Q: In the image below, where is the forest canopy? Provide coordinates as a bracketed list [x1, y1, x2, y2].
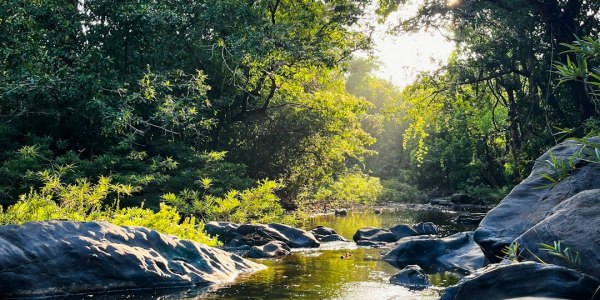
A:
[1, 0, 599, 239]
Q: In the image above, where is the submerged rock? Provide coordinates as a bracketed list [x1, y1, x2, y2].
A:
[0, 221, 264, 298]
[205, 222, 320, 248]
[440, 262, 600, 300]
[383, 232, 486, 273]
[353, 227, 397, 243]
[246, 241, 291, 258]
[474, 137, 600, 262]
[515, 189, 600, 279]
[389, 265, 429, 290]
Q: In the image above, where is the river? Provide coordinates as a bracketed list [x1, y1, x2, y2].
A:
[95, 207, 471, 300]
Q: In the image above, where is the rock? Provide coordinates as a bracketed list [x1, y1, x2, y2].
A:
[413, 222, 438, 235]
[246, 241, 291, 258]
[440, 262, 600, 300]
[320, 234, 349, 242]
[311, 226, 338, 236]
[352, 227, 397, 243]
[311, 226, 349, 242]
[334, 209, 348, 216]
[205, 222, 319, 249]
[205, 221, 244, 242]
[383, 232, 486, 273]
[515, 189, 600, 279]
[0, 221, 264, 298]
[389, 265, 429, 290]
[450, 193, 473, 204]
[389, 224, 418, 240]
[474, 138, 600, 262]
[374, 208, 383, 214]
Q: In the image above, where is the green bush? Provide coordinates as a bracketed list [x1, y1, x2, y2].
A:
[0, 173, 218, 246]
[377, 178, 427, 203]
[162, 179, 300, 224]
[314, 172, 383, 206]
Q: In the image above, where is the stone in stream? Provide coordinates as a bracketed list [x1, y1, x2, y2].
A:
[311, 226, 350, 243]
[205, 221, 320, 248]
[246, 241, 291, 258]
[515, 189, 600, 279]
[413, 222, 438, 235]
[389, 265, 429, 290]
[440, 262, 600, 300]
[474, 137, 600, 262]
[0, 221, 264, 298]
[352, 227, 397, 243]
[383, 231, 486, 273]
[389, 224, 418, 240]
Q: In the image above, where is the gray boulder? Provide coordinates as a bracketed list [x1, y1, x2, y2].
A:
[389, 265, 429, 290]
[389, 224, 418, 240]
[440, 262, 600, 300]
[246, 241, 291, 258]
[353, 227, 397, 243]
[205, 222, 319, 248]
[413, 222, 438, 235]
[384, 232, 486, 273]
[516, 189, 600, 279]
[0, 221, 264, 298]
[474, 138, 600, 262]
[311, 226, 350, 242]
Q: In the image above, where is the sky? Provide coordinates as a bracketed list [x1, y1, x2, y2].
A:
[366, 4, 456, 89]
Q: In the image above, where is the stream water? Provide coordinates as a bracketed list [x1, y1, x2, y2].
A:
[96, 207, 469, 300]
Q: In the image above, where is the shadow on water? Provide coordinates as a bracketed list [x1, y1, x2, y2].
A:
[71, 208, 465, 299]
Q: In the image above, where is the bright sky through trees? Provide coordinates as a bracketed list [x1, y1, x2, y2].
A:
[369, 2, 455, 88]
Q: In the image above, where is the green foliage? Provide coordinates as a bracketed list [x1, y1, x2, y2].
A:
[501, 241, 524, 262]
[314, 172, 382, 206]
[163, 179, 298, 224]
[538, 150, 579, 188]
[377, 179, 426, 203]
[0, 174, 218, 246]
[539, 241, 582, 269]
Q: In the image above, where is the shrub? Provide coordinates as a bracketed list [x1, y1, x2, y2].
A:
[377, 178, 426, 203]
[0, 173, 218, 246]
[315, 172, 383, 206]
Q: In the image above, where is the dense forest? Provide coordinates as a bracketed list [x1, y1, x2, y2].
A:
[0, 0, 599, 243]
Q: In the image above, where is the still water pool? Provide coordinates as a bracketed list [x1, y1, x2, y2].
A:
[86, 208, 467, 300]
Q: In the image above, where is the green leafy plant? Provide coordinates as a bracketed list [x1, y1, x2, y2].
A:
[539, 241, 581, 269]
[501, 241, 524, 262]
[538, 150, 579, 188]
[0, 173, 218, 246]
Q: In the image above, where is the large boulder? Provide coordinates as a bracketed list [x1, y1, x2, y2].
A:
[440, 262, 600, 300]
[389, 265, 429, 290]
[474, 138, 600, 262]
[0, 221, 264, 298]
[383, 232, 486, 273]
[246, 241, 291, 258]
[353, 227, 397, 243]
[515, 189, 600, 279]
[205, 222, 320, 248]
